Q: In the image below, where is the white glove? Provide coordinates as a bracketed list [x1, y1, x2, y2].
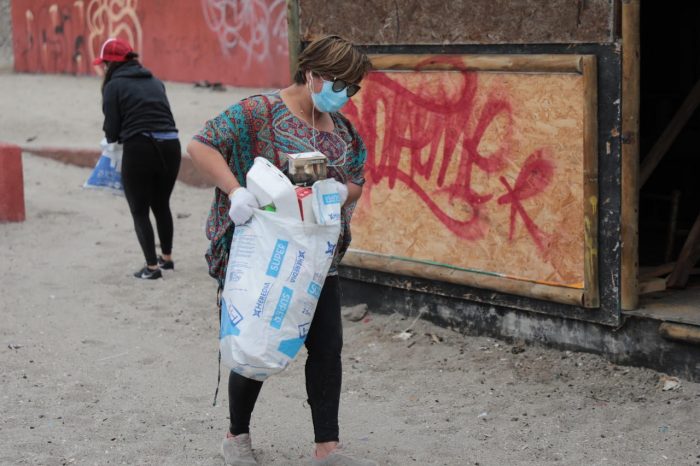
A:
[228, 187, 259, 226]
[333, 180, 349, 206]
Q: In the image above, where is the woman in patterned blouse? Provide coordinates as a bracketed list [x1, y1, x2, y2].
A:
[187, 35, 375, 466]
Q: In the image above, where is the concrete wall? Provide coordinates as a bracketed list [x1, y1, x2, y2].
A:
[10, 0, 289, 87]
[0, 0, 13, 68]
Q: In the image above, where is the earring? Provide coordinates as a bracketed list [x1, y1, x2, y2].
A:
[307, 74, 315, 96]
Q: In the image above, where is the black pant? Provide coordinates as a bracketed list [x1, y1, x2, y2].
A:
[121, 135, 181, 266]
[228, 275, 343, 443]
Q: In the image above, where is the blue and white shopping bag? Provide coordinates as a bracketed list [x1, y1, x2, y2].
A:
[220, 190, 342, 381]
[84, 139, 123, 194]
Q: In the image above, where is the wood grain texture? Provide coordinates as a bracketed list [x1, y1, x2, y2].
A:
[370, 54, 583, 73]
[582, 56, 599, 308]
[621, 0, 640, 310]
[342, 55, 598, 298]
[297, 0, 615, 45]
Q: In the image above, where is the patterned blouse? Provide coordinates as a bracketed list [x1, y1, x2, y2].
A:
[193, 92, 367, 287]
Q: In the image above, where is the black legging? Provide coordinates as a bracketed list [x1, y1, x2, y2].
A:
[121, 135, 181, 266]
[228, 275, 343, 443]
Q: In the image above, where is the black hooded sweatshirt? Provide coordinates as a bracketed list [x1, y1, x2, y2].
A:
[102, 60, 178, 143]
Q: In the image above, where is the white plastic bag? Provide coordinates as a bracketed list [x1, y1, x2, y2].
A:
[220, 208, 341, 381]
[83, 138, 123, 194]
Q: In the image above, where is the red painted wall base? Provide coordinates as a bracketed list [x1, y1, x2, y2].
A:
[0, 143, 26, 222]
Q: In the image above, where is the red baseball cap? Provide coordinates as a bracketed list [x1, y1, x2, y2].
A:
[93, 38, 133, 65]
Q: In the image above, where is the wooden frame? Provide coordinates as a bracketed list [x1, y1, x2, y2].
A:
[343, 54, 600, 307]
[582, 55, 600, 308]
[621, 0, 641, 310]
[286, 0, 301, 81]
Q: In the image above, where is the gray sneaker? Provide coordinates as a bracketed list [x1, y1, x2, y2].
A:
[311, 444, 378, 466]
[221, 433, 258, 465]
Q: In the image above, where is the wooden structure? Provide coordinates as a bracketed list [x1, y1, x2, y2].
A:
[287, 0, 648, 326]
[342, 55, 598, 307]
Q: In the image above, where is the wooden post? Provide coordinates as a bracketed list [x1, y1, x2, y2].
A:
[286, 0, 301, 82]
[582, 55, 600, 308]
[621, 0, 641, 310]
[659, 322, 700, 345]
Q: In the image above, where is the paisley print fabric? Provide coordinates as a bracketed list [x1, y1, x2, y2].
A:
[193, 92, 366, 286]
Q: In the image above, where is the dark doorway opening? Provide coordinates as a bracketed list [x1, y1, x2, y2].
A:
[637, 2, 700, 323]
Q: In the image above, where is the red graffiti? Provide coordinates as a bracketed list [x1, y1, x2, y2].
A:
[497, 149, 554, 253]
[344, 59, 554, 250]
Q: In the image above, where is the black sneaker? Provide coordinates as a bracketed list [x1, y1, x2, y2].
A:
[157, 256, 174, 270]
[134, 266, 162, 279]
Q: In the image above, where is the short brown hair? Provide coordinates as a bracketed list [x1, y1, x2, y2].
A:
[293, 35, 372, 85]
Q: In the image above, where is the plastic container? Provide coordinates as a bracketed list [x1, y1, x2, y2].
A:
[285, 151, 327, 186]
[246, 157, 301, 221]
[295, 186, 315, 224]
[311, 178, 341, 225]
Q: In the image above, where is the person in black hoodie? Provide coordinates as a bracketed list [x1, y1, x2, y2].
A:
[95, 38, 181, 279]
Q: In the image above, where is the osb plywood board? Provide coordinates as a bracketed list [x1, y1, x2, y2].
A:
[298, 0, 615, 45]
[343, 68, 586, 287]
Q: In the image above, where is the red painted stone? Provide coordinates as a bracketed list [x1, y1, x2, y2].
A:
[0, 143, 26, 222]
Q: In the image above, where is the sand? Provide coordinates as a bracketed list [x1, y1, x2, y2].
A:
[1, 154, 699, 465]
[0, 70, 265, 153]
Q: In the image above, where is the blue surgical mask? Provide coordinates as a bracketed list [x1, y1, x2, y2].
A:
[311, 78, 349, 113]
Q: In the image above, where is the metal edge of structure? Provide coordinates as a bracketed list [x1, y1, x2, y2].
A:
[339, 265, 617, 326]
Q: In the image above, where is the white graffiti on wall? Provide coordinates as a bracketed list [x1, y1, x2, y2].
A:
[86, 0, 143, 65]
[22, 2, 89, 73]
[19, 1, 142, 74]
[201, 0, 287, 67]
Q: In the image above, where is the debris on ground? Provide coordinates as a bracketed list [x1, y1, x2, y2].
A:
[393, 330, 414, 341]
[659, 375, 681, 391]
[342, 303, 368, 322]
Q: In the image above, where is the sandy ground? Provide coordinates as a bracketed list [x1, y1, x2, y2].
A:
[1, 69, 700, 465]
[0, 69, 267, 152]
[1, 154, 700, 465]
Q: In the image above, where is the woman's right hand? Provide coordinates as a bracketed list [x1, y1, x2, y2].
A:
[228, 187, 259, 226]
